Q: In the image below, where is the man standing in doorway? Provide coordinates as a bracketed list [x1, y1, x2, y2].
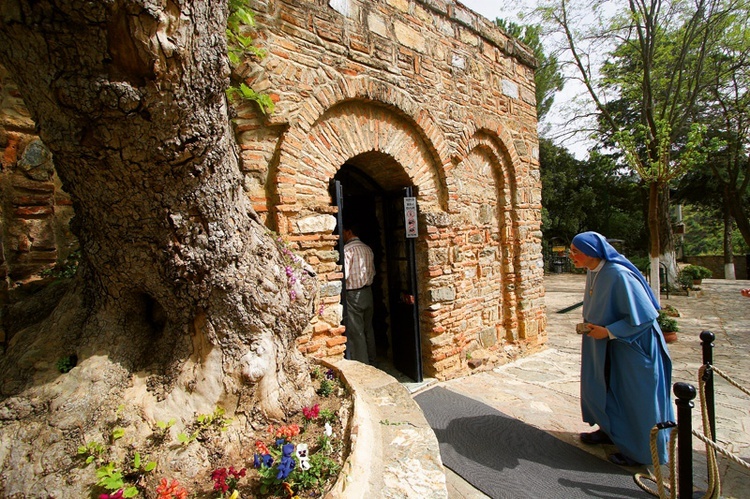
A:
[343, 223, 376, 365]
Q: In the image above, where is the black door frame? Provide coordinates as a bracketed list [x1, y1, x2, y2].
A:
[330, 168, 423, 382]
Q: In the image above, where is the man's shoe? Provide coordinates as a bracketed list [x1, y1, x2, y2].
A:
[580, 430, 613, 445]
[608, 452, 642, 467]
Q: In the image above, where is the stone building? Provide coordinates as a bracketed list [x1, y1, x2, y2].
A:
[0, 0, 547, 380]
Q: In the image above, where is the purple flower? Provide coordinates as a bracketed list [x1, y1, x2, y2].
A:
[253, 453, 273, 468]
[276, 443, 296, 480]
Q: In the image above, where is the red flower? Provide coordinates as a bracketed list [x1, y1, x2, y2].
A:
[255, 440, 270, 455]
[156, 478, 188, 499]
[302, 404, 320, 420]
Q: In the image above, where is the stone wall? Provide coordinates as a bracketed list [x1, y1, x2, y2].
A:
[0, 66, 76, 298]
[0, 0, 547, 380]
[236, 0, 546, 379]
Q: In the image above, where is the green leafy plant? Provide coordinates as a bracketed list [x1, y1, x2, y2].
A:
[96, 462, 138, 498]
[316, 379, 334, 397]
[56, 353, 78, 373]
[77, 441, 106, 465]
[681, 265, 712, 281]
[41, 249, 80, 280]
[657, 312, 679, 333]
[225, 0, 275, 115]
[293, 452, 341, 494]
[178, 407, 232, 444]
[318, 408, 336, 424]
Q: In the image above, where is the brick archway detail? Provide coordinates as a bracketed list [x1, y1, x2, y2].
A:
[454, 128, 524, 339]
[275, 79, 450, 212]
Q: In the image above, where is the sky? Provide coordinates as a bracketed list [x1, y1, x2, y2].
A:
[457, 0, 597, 159]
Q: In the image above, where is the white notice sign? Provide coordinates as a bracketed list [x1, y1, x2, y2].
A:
[404, 197, 418, 238]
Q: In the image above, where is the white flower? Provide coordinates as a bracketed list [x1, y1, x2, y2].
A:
[324, 422, 333, 437]
[296, 443, 311, 470]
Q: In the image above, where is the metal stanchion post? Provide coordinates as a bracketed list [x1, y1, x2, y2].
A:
[674, 382, 699, 499]
[700, 330, 716, 442]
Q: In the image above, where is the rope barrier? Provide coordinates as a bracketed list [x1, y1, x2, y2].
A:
[632, 361, 749, 498]
[709, 365, 750, 397]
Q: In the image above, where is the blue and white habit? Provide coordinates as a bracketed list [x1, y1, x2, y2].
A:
[573, 232, 675, 465]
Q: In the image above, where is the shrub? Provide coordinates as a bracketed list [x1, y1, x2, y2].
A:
[681, 265, 712, 281]
[657, 312, 679, 333]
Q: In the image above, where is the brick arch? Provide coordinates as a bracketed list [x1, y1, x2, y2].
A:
[462, 129, 525, 341]
[273, 97, 449, 214]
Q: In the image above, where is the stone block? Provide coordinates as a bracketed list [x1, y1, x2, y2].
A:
[478, 327, 497, 348]
[319, 280, 343, 297]
[501, 79, 519, 99]
[429, 286, 456, 303]
[367, 12, 389, 38]
[394, 21, 426, 53]
[295, 214, 337, 234]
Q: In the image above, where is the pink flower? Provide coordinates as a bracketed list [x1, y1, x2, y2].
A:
[302, 404, 320, 420]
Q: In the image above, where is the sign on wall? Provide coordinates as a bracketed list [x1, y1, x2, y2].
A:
[404, 196, 418, 238]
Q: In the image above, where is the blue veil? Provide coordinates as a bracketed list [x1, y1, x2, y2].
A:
[571, 231, 660, 310]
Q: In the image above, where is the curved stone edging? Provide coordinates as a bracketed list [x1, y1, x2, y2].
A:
[321, 359, 448, 498]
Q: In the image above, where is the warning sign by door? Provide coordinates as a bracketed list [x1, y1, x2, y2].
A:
[404, 196, 418, 238]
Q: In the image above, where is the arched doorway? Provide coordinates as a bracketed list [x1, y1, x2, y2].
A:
[331, 155, 423, 382]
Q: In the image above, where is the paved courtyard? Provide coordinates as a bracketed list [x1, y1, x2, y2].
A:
[438, 274, 750, 498]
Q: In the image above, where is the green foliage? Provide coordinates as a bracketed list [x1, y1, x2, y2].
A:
[316, 379, 334, 397]
[55, 353, 78, 373]
[77, 441, 106, 465]
[293, 452, 341, 493]
[681, 265, 712, 280]
[96, 462, 139, 497]
[225, 0, 275, 115]
[226, 83, 275, 115]
[657, 312, 679, 333]
[77, 409, 160, 497]
[111, 427, 125, 442]
[318, 408, 336, 424]
[678, 203, 750, 256]
[539, 138, 646, 250]
[178, 407, 231, 444]
[40, 249, 80, 280]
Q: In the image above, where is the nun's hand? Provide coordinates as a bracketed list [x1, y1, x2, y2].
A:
[585, 324, 610, 340]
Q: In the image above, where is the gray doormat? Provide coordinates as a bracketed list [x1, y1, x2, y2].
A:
[414, 386, 649, 498]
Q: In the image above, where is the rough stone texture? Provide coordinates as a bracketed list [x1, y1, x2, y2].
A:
[0, 0, 545, 380]
[325, 358, 448, 498]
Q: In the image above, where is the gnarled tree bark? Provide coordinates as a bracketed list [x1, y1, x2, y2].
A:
[0, 1, 317, 495]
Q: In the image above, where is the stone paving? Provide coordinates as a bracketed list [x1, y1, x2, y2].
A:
[436, 274, 750, 499]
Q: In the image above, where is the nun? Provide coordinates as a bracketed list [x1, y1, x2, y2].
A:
[569, 231, 674, 466]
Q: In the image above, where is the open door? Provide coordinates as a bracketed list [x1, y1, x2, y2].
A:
[384, 187, 423, 382]
[330, 179, 351, 360]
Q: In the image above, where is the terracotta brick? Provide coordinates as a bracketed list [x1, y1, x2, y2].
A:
[325, 336, 347, 347]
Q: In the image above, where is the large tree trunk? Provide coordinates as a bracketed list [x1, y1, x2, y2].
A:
[0, 1, 317, 496]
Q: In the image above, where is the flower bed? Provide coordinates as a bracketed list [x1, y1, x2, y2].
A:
[91, 363, 352, 499]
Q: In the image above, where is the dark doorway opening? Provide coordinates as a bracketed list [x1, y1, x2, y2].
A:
[331, 162, 423, 382]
